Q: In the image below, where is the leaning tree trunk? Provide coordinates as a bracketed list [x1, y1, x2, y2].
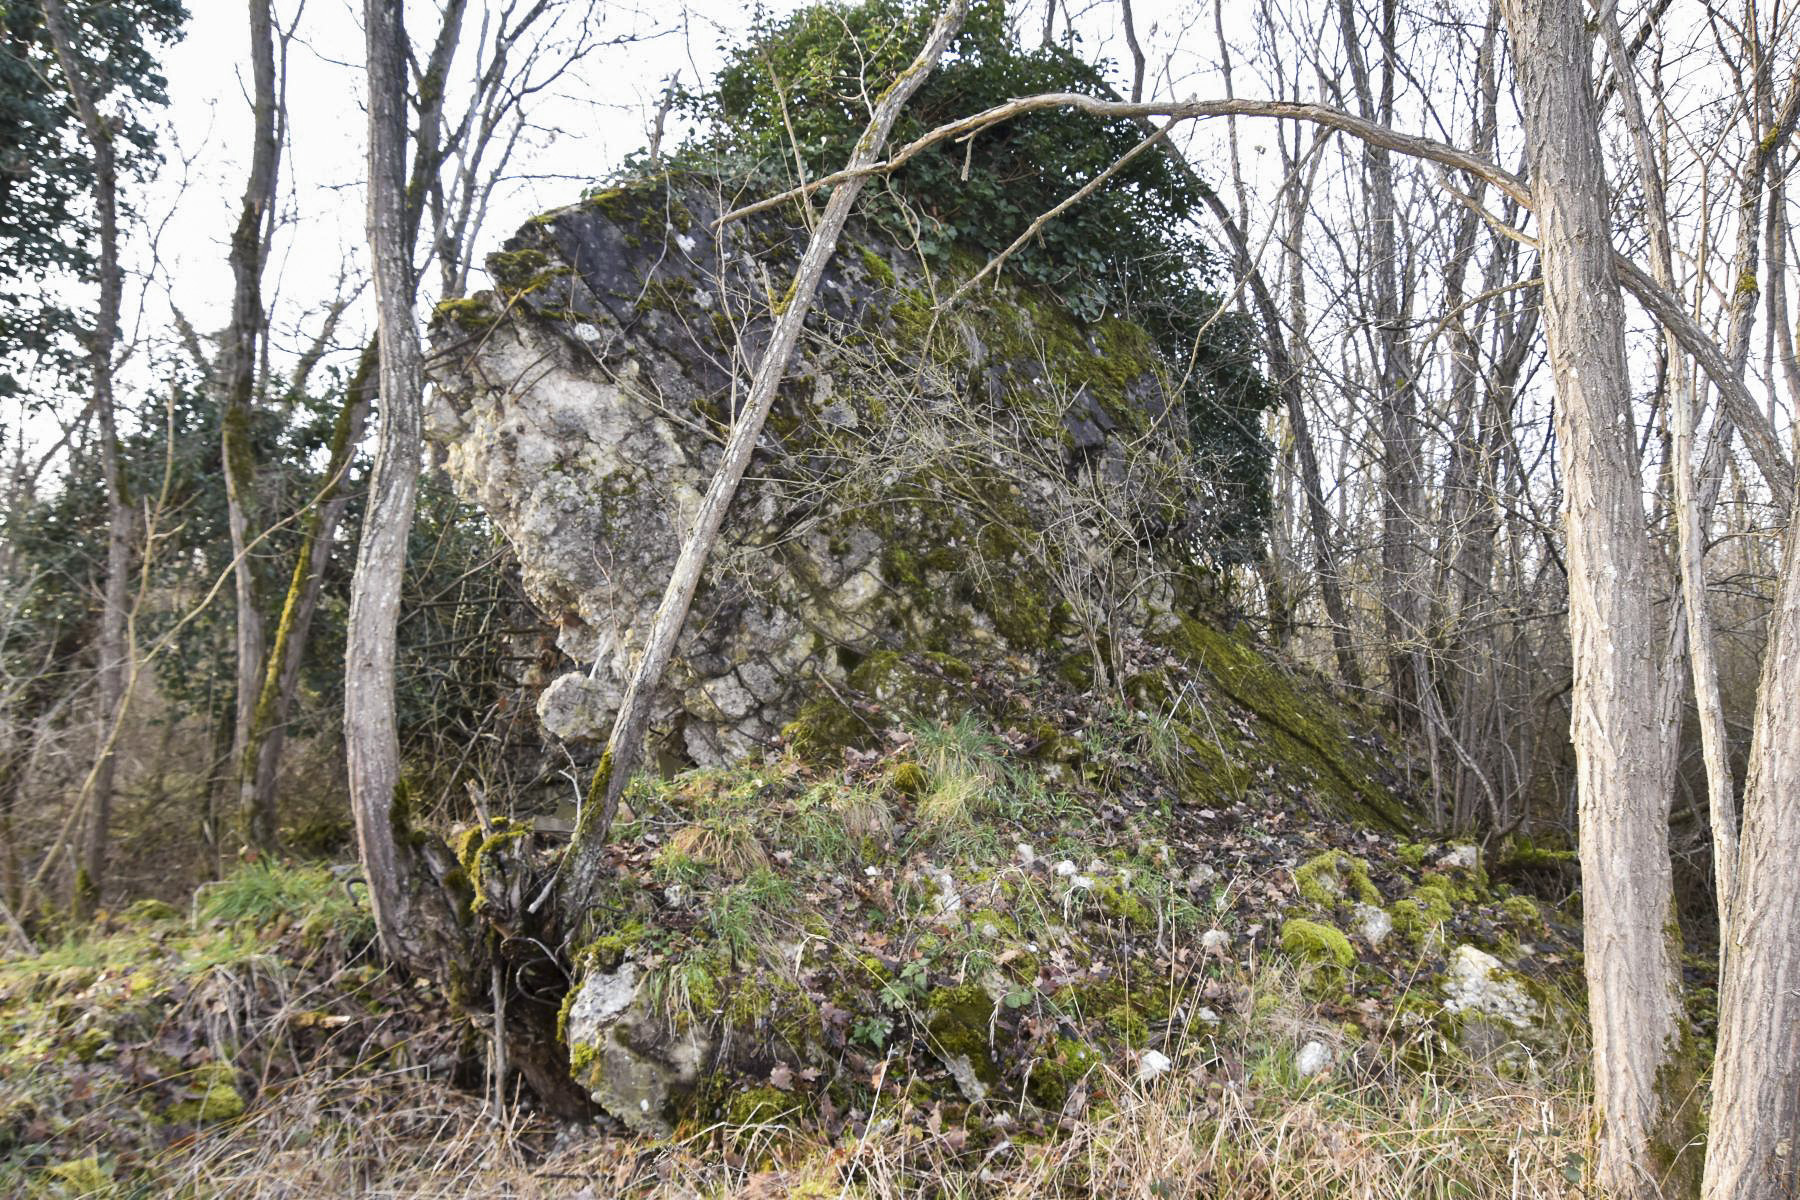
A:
[558, 0, 973, 926]
[1498, 1, 1697, 1195]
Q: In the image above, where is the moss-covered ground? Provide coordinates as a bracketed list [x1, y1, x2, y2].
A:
[0, 672, 1591, 1197]
[0, 863, 462, 1196]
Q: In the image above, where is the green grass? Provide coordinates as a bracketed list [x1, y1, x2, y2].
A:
[195, 861, 375, 945]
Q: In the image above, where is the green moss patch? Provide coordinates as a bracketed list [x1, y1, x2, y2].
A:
[1280, 918, 1355, 978]
[0, 863, 422, 1194]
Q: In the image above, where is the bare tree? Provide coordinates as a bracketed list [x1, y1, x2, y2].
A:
[347, 0, 465, 969]
[244, 0, 602, 853]
[1333, 0, 1423, 727]
[1499, 0, 1694, 1191]
[40, 0, 134, 917]
[223, 0, 283, 851]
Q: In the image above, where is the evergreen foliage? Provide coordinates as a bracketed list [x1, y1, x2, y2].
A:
[679, 0, 1275, 562]
[0, 0, 186, 396]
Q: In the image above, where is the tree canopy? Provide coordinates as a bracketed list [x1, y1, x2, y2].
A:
[0, 0, 184, 397]
[684, 0, 1276, 563]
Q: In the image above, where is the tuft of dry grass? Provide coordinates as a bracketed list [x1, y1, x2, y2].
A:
[666, 820, 772, 877]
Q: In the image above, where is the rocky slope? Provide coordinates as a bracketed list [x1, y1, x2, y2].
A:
[420, 173, 1581, 1138]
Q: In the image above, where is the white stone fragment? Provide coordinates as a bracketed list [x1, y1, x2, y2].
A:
[935, 871, 962, 916]
[1355, 903, 1393, 947]
[1295, 1040, 1332, 1078]
[1137, 1049, 1174, 1083]
[1196, 1007, 1222, 1026]
[1016, 843, 1035, 865]
[943, 1053, 988, 1102]
[1437, 844, 1480, 870]
[1441, 944, 1537, 1029]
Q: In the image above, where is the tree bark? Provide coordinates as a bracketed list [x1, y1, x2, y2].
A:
[1703, 494, 1800, 1197]
[1598, 4, 1738, 922]
[41, 0, 133, 918]
[559, 0, 972, 925]
[348, 0, 458, 970]
[227, 0, 281, 851]
[243, 0, 471, 840]
[1497, 1, 1695, 1194]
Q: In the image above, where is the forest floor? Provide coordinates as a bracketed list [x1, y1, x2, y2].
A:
[4, 640, 1616, 1197]
[1, 839, 1597, 1197]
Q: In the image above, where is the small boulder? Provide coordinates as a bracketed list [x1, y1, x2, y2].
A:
[1295, 1040, 1332, 1078]
[1441, 944, 1537, 1031]
[564, 963, 712, 1135]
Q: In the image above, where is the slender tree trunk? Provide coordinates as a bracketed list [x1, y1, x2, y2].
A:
[246, 355, 371, 824]
[1669, 369, 1737, 915]
[1274, 177, 1362, 689]
[1429, 11, 1504, 829]
[244, 0, 474, 838]
[560, 0, 972, 924]
[227, 0, 282, 851]
[1699, 52, 1800, 1200]
[42, 0, 132, 918]
[1599, 5, 1739, 919]
[1156, 68, 1360, 686]
[348, 0, 445, 968]
[1337, 0, 1420, 723]
[243, 0, 469, 833]
[1498, 2, 1696, 1194]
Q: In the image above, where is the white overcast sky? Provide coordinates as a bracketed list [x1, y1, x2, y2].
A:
[137, 0, 1208, 393]
[80, 0, 1774, 491]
